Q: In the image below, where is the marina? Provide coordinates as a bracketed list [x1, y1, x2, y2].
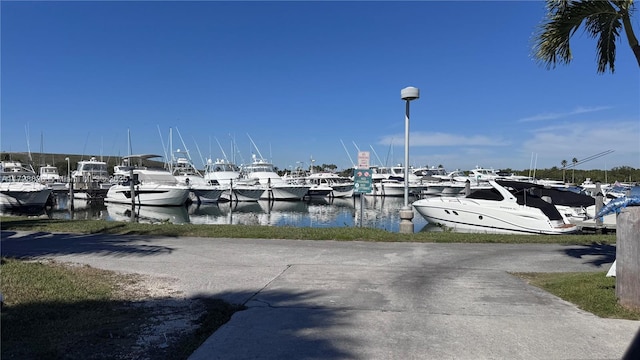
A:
[2, 154, 639, 234]
[16, 193, 432, 233]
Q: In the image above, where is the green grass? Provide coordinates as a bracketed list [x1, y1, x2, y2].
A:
[1, 258, 146, 359]
[0, 216, 617, 244]
[515, 272, 640, 320]
[0, 258, 241, 360]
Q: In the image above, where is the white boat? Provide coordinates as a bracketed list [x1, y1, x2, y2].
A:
[0, 161, 53, 209]
[496, 180, 596, 224]
[413, 165, 448, 179]
[71, 157, 110, 186]
[38, 164, 67, 190]
[203, 158, 265, 202]
[304, 172, 354, 198]
[169, 151, 224, 204]
[105, 154, 190, 206]
[369, 165, 427, 197]
[71, 157, 112, 199]
[241, 155, 310, 201]
[413, 180, 579, 235]
[451, 166, 501, 184]
[580, 178, 612, 197]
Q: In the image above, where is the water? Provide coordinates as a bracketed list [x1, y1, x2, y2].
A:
[9, 193, 432, 233]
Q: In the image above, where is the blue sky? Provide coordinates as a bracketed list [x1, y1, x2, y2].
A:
[2, 1, 639, 173]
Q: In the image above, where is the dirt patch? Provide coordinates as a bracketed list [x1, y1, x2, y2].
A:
[98, 274, 213, 360]
[1, 260, 241, 360]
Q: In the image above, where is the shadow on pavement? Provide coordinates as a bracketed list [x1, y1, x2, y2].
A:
[562, 243, 616, 267]
[1, 286, 352, 360]
[190, 289, 355, 360]
[1, 230, 174, 258]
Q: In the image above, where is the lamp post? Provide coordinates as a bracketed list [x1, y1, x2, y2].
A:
[399, 86, 420, 234]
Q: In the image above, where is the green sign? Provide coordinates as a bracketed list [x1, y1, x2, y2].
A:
[353, 168, 373, 194]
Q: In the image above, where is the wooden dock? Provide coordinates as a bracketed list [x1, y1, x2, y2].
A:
[575, 219, 616, 234]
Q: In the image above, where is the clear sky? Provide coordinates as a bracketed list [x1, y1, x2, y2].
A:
[2, 1, 639, 173]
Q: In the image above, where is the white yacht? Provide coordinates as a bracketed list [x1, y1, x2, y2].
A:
[105, 154, 190, 206]
[38, 164, 67, 191]
[0, 161, 53, 209]
[169, 151, 224, 204]
[452, 166, 501, 184]
[580, 178, 612, 197]
[71, 157, 112, 199]
[369, 165, 427, 197]
[241, 155, 310, 201]
[203, 158, 265, 202]
[413, 180, 579, 235]
[304, 172, 354, 198]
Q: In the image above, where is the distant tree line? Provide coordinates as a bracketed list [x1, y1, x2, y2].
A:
[501, 166, 640, 185]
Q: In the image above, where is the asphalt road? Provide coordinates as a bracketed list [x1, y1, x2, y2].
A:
[1, 230, 638, 359]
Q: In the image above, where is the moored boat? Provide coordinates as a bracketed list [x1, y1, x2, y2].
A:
[304, 172, 355, 198]
[1, 161, 53, 210]
[203, 158, 265, 202]
[169, 151, 224, 204]
[39, 164, 67, 191]
[413, 180, 579, 235]
[105, 154, 190, 206]
[241, 155, 310, 201]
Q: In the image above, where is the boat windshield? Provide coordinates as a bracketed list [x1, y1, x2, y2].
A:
[78, 163, 107, 172]
[137, 171, 178, 185]
[209, 163, 239, 172]
[246, 164, 274, 173]
[466, 188, 504, 201]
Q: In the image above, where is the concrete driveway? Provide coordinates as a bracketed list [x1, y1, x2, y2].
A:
[1, 230, 637, 359]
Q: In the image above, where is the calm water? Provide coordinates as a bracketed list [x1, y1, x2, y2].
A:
[18, 193, 432, 233]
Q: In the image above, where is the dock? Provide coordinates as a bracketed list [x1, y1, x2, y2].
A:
[576, 219, 616, 234]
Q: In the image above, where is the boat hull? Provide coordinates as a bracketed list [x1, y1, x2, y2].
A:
[306, 184, 333, 198]
[260, 185, 310, 201]
[105, 184, 190, 206]
[329, 184, 354, 198]
[189, 187, 224, 204]
[413, 197, 578, 235]
[0, 183, 52, 209]
[219, 186, 265, 202]
[371, 182, 427, 197]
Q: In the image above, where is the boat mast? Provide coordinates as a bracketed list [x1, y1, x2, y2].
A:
[215, 137, 229, 163]
[246, 133, 265, 160]
[339, 139, 355, 168]
[156, 125, 170, 171]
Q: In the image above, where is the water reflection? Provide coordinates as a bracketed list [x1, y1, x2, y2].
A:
[106, 202, 190, 224]
[5, 193, 429, 232]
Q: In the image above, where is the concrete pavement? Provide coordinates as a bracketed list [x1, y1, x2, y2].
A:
[1, 230, 638, 359]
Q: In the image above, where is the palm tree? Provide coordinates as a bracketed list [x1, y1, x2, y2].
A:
[561, 159, 568, 183]
[572, 157, 578, 183]
[533, 0, 640, 73]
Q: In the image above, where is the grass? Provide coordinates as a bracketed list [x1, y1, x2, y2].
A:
[0, 257, 242, 360]
[515, 271, 640, 320]
[1, 215, 637, 359]
[0, 258, 146, 359]
[0, 216, 618, 244]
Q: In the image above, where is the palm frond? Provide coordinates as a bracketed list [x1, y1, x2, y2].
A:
[584, 10, 622, 73]
[533, 0, 623, 73]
